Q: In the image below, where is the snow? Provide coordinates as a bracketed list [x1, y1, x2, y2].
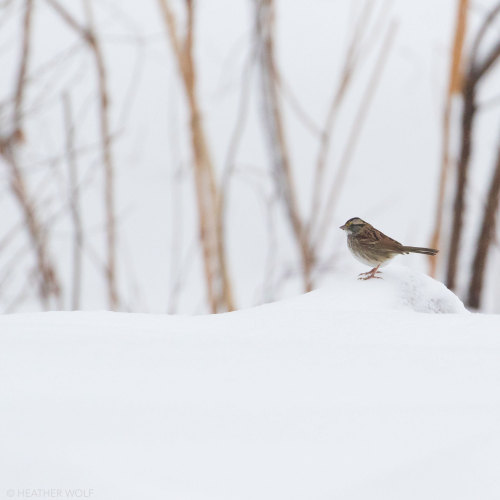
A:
[320, 265, 467, 314]
[1, 268, 500, 499]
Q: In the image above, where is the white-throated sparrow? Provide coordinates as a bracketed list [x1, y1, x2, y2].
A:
[340, 217, 438, 280]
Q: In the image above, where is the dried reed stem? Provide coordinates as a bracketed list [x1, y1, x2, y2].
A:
[308, 1, 374, 239]
[429, 0, 468, 277]
[1, 147, 62, 307]
[313, 22, 397, 251]
[158, 0, 235, 312]
[255, 0, 314, 292]
[83, 0, 118, 310]
[467, 136, 500, 308]
[446, 3, 500, 290]
[62, 93, 83, 309]
[0, 0, 62, 308]
[46, 0, 119, 309]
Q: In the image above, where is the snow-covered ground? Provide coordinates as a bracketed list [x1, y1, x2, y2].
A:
[1, 267, 500, 499]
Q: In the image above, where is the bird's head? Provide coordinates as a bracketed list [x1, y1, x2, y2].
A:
[339, 217, 367, 235]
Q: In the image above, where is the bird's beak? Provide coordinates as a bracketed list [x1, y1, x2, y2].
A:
[339, 224, 346, 231]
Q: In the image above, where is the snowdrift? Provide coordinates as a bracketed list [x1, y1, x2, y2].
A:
[316, 265, 467, 313]
[1, 267, 499, 500]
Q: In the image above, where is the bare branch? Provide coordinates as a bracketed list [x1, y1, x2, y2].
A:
[429, 0, 469, 277]
[255, 0, 314, 292]
[469, 3, 500, 65]
[13, 0, 34, 137]
[0, 0, 62, 309]
[62, 93, 83, 309]
[308, 0, 375, 239]
[83, 0, 119, 309]
[44, 0, 88, 38]
[467, 133, 500, 308]
[313, 21, 397, 251]
[446, 2, 500, 290]
[158, 0, 235, 312]
[46, 0, 119, 308]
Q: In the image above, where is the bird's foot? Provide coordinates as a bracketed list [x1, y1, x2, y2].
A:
[357, 266, 382, 280]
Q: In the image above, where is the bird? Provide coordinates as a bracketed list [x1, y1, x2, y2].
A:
[339, 217, 438, 280]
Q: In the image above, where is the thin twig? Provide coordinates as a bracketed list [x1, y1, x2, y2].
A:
[44, 0, 119, 309]
[62, 93, 83, 309]
[446, 2, 500, 290]
[217, 51, 256, 283]
[308, 0, 375, 239]
[429, 0, 469, 277]
[83, 0, 118, 309]
[13, 0, 34, 137]
[467, 131, 500, 308]
[255, 0, 314, 292]
[0, 0, 62, 308]
[158, 0, 235, 312]
[313, 21, 397, 252]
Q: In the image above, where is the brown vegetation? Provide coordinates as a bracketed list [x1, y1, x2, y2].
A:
[157, 0, 235, 312]
[430, 0, 469, 278]
[3, 0, 500, 313]
[445, 3, 500, 308]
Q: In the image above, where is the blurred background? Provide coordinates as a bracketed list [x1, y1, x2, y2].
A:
[1, 0, 500, 313]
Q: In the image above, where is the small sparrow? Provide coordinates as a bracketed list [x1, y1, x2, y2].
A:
[340, 217, 438, 280]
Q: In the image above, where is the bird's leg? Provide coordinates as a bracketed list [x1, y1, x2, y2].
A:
[358, 265, 382, 280]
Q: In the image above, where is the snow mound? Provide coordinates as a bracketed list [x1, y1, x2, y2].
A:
[317, 265, 466, 314]
[2, 269, 496, 500]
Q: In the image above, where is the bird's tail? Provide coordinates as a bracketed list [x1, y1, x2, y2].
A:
[402, 246, 438, 256]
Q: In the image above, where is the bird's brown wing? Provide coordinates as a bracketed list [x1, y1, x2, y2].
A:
[358, 225, 406, 254]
